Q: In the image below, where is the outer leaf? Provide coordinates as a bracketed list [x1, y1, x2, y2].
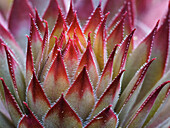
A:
[84, 3, 102, 40]
[67, 13, 87, 47]
[96, 45, 119, 98]
[0, 23, 24, 65]
[125, 81, 170, 127]
[43, 51, 70, 103]
[66, 1, 74, 25]
[115, 59, 155, 126]
[27, 72, 50, 120]
[137, 7, 170, 104]
[85, 105, 118, 128]
[0, 78, 22, 127]
[43, 94, 82, 128]
[90, 70, 124, 119]
[4, 45, 26, 103]
[42, 0, 59, 30]
[0, 111, 15, 128]
[106, 15, 124, 56]
[112, 29, 135, 79]
[74, 0, 94, 22]
[49, 7, 67, 52]
[93, 13, 108, 71]
[74, 42, 99, 88]
[63, 39, 79, 82]
[65, 66, 95, 121]
[8, 0, 34, 51]
[122, 21, 159, 91]
[18, 102, 43, 128]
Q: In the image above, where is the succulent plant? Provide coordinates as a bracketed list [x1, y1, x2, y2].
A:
[0, 0, 169, 127]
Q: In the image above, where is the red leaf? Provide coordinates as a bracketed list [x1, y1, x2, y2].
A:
[85, 105, 118, 128]
[66, 0, 75, 25]
[43, 51, 70, 103]
[43, 94, 82, 128]
[27, 72, 50, 120]
[35, 9, 45, 35]
[8, 0, 34, 51]
[0, 78, 22, 127]
[65, 66, 95, 121]
[18, 102, 43, 128]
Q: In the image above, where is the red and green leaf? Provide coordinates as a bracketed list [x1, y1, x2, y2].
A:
[65, 66, 95, 121]
[43, 94, 82, 128]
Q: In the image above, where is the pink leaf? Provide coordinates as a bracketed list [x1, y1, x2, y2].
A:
[65, 66, 95, 121]
[66, 1, 75, 25]
[43, 94, 82, 128]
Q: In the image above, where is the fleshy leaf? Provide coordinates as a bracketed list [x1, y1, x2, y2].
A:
[29, 0, 50, 16]
[84, 3, 102, 40]
[26, 36, 34, 86]
[115, 59, 155, 126]
[35, 9, 45, 35]
[74, 0, 94, 22]
[42, 0, 59, 31]
[90, 70, 124, 119]
[137, 8, 170, 104]
[43, 94, 82, 128]
[65, 66, 95, 121]
[0, 23, 24, 65]
[29, 15, 43, 73]
[85, 105, 118, 128]
[0, 78, 22, 127]
[4, 45, 26, 103]
[125, 81, 170, 127]
[143, 82, 170, 127]
[63, 39, 79, 82]
[0, 111, 15, 128]
[66, 1, 75, 25]
[112, 29, 135, 79]
[27, 72, 50, 120]
[96, 45, 119, 98]
[43, 51, 70, 102]
[8, 0, 34, 51]
[49, 7, 67, 52]
[18, 102, 43, 128]
[93, 13, 108, 71]
[74, 42, 99, 88]
[122, 21, 159, 91]
[67, 13, 87, 47]
[106, 15, 124, 56]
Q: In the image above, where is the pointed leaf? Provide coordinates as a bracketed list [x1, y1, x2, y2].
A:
[4, 45, 26, 102]
[125, 81, 169, 127]
[85, 105, 118, 128]
[43, 94, 82, 128]
[73, 31, 85, 53]
[49, 7, 67, 52]
[65, 67, 95, 121]
[35, 9, 45, 34]
[122, 22, 158, 91]
[67, 13, 87, 47]
[84, 3, 102, 39]
[0, 78, 22, 127]
[112, 29, 135, 78]
[27, 72, 50, 120]
[18, 102, 43, 128]
[43, 51, 70, 102]
[96, 45, 119, 98]
[8, 0, 34, 51]
[93, 13, 108, 71]
[106, 15, 124, 56]
[26, 36, 34, 85]
[90, 71, 124, 119]
[115, 59, 155, 126]
[63, 39, 79, 82]
[74, 42, 99, 88]
[66, 1, 74, 25]
[43, 0, 59, 30]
